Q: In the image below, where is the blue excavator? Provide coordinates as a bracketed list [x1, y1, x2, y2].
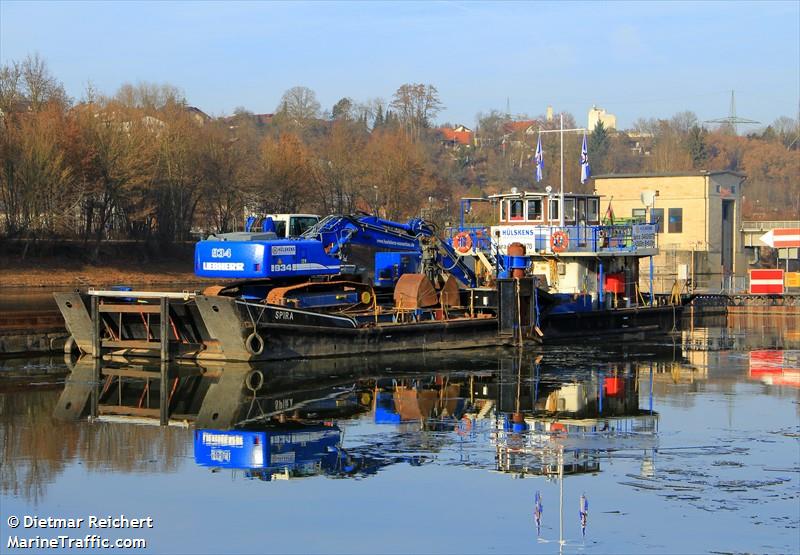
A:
[194, 213, 479, 310]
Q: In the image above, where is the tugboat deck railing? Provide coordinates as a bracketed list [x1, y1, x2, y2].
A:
[447, 223, 658, 256]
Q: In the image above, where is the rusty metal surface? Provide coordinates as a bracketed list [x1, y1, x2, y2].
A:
[193, 295, 250, 361]
[439, 275, 461, 308]
[394, 273, 437, 309]
[266, 280, 373, 308]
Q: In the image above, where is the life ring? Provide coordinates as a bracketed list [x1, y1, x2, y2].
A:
[452, 232, 473, 254]
[550, 230, 569, 253]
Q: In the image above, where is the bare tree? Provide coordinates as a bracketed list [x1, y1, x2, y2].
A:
[390, 83, 443, 141]
[114, 82, 185, 110]
[0, 61, 22, 115]
[276, 86, 321, 123]
[20, 53, 67, 110]
[669, 110, 699, 136]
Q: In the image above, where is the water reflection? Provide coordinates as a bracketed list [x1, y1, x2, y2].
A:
[40, 348, 667, 492]
[1, 313, 798, 554]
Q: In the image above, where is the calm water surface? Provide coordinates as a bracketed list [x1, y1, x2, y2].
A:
[1, 312, 798, 554]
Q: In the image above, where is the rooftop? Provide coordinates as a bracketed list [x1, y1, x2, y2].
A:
[593, 170, 746, 179]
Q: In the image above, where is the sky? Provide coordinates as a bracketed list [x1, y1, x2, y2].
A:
[1, 1, 798, 130]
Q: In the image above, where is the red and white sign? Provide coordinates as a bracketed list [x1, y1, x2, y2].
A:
[759, 228, 800, 249]
[749, 269, 784, 294]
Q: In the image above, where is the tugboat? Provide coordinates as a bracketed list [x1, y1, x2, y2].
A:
[448, 188, 681, 341]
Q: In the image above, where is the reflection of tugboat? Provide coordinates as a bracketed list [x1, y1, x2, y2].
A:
[491, 356, 658, 478]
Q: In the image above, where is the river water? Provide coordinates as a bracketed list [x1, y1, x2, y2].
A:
[1, 312, 798, 554]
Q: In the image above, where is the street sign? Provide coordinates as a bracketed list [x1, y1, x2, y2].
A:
[749, 269, 784, 294]
[759, 228, 800, 249]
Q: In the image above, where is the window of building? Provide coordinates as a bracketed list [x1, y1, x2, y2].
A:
[587, 198, 599, 223]
[651, 208, 664, 233]
[527, 199, 543, 221]
[668, 208, 683, 233]
[509, 200, 524, 220]
[632, 208, 646, 223]
[548, 199, 559, 222]
[564, 198, 576, 223]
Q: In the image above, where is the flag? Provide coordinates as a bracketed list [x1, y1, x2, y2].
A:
[535, 134, 544, 182]
[604, 200, 615, 225]
[580, 133, 591, 184]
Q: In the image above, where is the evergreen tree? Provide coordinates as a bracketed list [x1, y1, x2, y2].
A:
[686, 125, 708, 168]
[373, 104, 384, 129]
[589, 120, 610, 175]
[331, 97, 353, 120]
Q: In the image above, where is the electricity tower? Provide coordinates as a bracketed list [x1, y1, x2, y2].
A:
[705, 90, 759, 134]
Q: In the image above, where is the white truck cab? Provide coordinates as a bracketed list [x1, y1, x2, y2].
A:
[246, 214, 320, 238]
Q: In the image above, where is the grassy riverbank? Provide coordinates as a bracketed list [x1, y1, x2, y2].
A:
[0, 240, 210, 289]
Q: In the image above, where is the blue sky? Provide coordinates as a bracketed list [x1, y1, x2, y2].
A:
[1, 1, 798, 129]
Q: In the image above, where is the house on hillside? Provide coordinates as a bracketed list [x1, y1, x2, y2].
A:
[502, 119, 539, 136]
[439, 125, 474, 148]
[221, 112, 275, 130]
[186, 106, 211, 125]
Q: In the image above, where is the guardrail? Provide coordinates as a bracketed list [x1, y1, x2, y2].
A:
[446, 224, 657, 255]
[741, 220, 800, 232]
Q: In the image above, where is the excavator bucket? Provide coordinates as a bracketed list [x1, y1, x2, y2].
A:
[394, 274, 438, 309]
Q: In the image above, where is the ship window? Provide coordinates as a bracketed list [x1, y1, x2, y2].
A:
[549, 199, 559, 222]
[577, 198, 587, 223]
[651, 208, 664, 232]
[509, 199, 524, 220]
[527, 199, 543, 221]
[668, 208, 683, 233]
[588, 198, 599, 223]
[499, 200, 505, 221]
[564, 198, 576, 223]
[631, 208, 646, 223]
[273, 221, 287, 237]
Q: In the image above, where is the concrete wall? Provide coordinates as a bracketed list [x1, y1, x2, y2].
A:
[594, 173, 746, 292]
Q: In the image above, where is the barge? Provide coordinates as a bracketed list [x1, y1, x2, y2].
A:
[55, 202, 682, 363]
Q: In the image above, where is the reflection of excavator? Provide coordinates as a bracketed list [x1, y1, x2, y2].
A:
[195, 214, 479, 309]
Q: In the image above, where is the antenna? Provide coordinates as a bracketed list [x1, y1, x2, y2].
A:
[705, 90, 759, 134]
[641, 190, 656, 207]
